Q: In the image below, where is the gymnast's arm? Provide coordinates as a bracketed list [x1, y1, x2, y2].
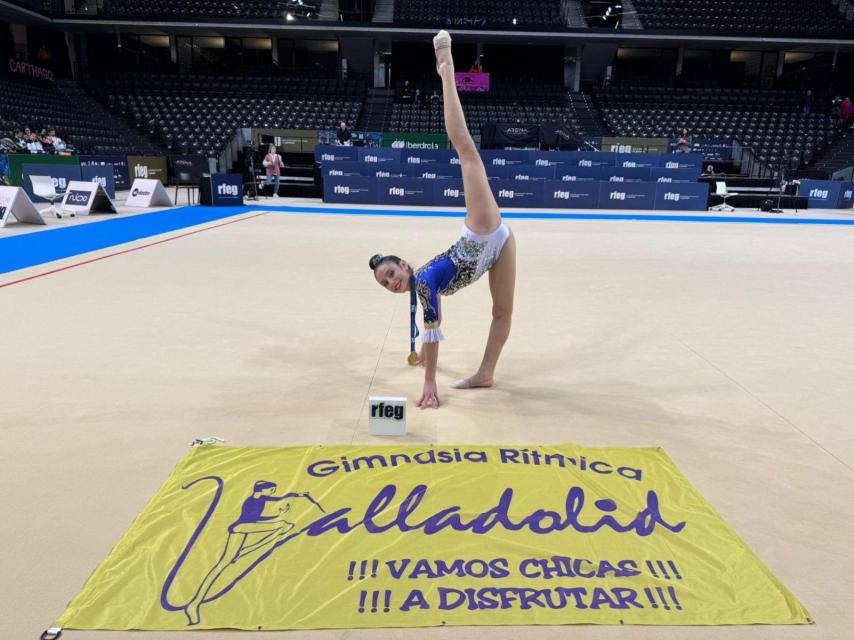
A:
[265, 492, 307, 503]
[417, 284, 443, 408]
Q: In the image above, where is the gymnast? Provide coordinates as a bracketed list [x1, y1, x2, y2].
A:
[369, 31, 516, 409]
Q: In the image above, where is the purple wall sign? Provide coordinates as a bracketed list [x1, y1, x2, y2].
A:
[455, 72, 490, 93]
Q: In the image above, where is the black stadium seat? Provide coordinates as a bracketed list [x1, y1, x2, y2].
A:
[593, 85, 834, 171]
[103, 73, 365, 158]
[394, 0, 563, 28]
[629, 0, 854, 37]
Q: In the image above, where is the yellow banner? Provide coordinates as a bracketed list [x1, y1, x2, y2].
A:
[56, 445, 810, 630]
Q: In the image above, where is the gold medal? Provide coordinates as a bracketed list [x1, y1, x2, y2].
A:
[407, 351, 420, 366]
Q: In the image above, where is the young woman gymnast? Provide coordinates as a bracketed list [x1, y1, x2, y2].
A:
[369, 31, 516, 409]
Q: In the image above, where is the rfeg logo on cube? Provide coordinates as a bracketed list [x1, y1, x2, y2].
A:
[368, 396, 407, 436]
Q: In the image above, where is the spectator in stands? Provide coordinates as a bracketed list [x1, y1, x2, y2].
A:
[675, 128, 692, 153]
[13, 130, 27, 152]
[336, 121, 352, 146]
[41, 131, 55, 153]
[841, 97, 853, 128]
[830, 96, 842, 129]
[37, 43, 51, 63]
[430, 90, 442, 106]
[414, 88, 422, 107]
[49, 129, 67, 153]
[802, 90, 813, 115]
[469, 59, 482, 73]
[401, 81, 413, 103]
[26, 133, 45, 154]
[262, 144, 283, 198]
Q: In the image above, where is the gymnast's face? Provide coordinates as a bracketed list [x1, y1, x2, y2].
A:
[375, 260, 411, 294]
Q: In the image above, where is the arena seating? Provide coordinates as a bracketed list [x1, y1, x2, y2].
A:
[101, 0, 322, 19]
[595, 86, 834, 170]
[631, 0, 854, 37]
[393, 0, 563, 27]
[0, 77, 160, 155]
[389, 82, 597, 139]
[101, 74, 364, 158]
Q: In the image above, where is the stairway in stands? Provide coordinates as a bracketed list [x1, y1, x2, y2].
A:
[57, 80, 165, 155]
[569, 92, 612, 139]
[318, 0, 339, 21]
[561, 0, 587, 27]
[373, 0, 394, 22]
[812, 128, 854, 176]
[359, 88, 394, 132]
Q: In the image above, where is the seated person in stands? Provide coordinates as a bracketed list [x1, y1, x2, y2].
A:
[675, 128, 691, 152]
[13, 130, 28, 152]
[336, 121, 352, 146]
[48, 128, 67, 153]
[401, 80, 413, 103]
[469, 60, 481, 73]
[430, 90, 442, 106]
[26, 133, 45, 154]
[41, 131, 55, 153]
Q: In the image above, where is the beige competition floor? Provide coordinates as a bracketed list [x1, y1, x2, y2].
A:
[1, 198, 853, 639]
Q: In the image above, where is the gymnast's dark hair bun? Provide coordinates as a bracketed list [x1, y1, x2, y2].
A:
[369, 254, 384, 270]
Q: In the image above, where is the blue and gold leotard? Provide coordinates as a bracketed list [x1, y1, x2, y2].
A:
[415, 222, 511, 343]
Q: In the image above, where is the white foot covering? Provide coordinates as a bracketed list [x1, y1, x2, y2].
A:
[433, 30, 452, 52]
[433, 30, 454, 74]
[451, 377, 493, 389]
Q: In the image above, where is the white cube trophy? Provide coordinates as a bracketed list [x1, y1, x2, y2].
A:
[368, 396, 407, 436]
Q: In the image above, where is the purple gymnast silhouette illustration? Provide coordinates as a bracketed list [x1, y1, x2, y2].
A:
[161, 477, 326, 626]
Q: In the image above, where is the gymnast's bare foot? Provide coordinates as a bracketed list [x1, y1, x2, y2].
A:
[451, 373, 493, 389]
[433, 30, 454, 77]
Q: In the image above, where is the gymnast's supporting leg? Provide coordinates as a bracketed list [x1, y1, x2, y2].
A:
[452, 232, 516, 389]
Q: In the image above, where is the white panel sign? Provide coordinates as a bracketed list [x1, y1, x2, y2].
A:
[0, 186, 47, 228]
[59, 181, 118, 216]
[125, 179, 174, 208]
[368, 396, 407, 436]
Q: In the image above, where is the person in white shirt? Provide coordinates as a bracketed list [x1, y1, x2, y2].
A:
[49, 129, 66, 153]
[27, 134, 45, 154]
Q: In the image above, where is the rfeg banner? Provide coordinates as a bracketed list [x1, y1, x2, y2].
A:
[81, 164, 116, 199]
[323, 175, 378, 204]
[127, 156, 168, 184]
[54, 444, 810, 631]
[840, 182, 854, 209]
[798, 180, 845, 208]
[597, 182, 657, 210]
[79, 155, 130, 190]
[653, 183, 710, 211]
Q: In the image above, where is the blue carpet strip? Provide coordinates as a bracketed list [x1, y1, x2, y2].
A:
[2, 203, 853, 275]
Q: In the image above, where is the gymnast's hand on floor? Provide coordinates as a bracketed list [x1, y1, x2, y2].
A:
[418, 379, 441, 409]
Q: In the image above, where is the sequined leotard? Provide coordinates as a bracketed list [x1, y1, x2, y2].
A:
[414, 222, 511, 343]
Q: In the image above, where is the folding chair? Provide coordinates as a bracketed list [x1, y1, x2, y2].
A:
[29, 175, 70, 218]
